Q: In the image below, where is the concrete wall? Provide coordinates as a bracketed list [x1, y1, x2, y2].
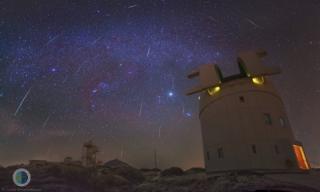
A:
[199, 77, 300, 172]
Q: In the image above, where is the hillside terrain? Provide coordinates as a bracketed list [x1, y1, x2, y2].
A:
[0, 160, 319, 192]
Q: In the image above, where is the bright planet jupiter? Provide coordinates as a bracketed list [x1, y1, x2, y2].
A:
[0, 0, 319, 168]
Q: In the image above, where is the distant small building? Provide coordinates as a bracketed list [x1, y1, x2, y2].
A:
[64, 156, 73, 163]
[186, 50, 310, 173]
[72, 160, 82, 166]
[63, 157, 82, 166]
[29, 160, 48, 167]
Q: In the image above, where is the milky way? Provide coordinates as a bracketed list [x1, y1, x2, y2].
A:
[0, 0, 320, 168]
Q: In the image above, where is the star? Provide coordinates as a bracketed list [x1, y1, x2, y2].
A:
[50, 68, 57, 72]
[185, 112, 192, 117]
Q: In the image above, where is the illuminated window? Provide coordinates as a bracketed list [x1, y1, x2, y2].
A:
[218, 148, 223, 158]
[251, 145, 257, 154]
[293, 144, 310, 170]
[263, 113, 272, 125]
[279, 117, 285, 127]
[252, 76, 264, 85]
[207, 86, 221, 96]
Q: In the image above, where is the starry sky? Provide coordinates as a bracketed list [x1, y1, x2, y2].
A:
[0, 0, 320, 169]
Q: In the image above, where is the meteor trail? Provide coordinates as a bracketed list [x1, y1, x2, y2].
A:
[14, 87, 32, 116]
[245, 18, 263, 29]
[146, 47, 151, 57]
[42, 114, 51, 129]
[128, 4, 137, 9]
[138, 102, 143, 116]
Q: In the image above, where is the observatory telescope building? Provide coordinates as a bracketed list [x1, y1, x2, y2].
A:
[187, 50, 310, 173]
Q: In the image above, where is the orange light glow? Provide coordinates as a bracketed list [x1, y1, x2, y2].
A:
[293, 144, 310, 170]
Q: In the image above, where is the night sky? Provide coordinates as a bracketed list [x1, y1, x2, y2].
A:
[0, 0, 319, 169]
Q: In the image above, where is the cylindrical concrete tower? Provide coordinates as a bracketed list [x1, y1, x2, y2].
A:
[187, 50, 310, 173]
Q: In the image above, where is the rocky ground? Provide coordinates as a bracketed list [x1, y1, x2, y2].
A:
[0, 160, 319, 192]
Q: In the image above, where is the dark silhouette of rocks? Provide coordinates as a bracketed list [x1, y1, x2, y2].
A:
[161, 167, 185, 177]
[0, 160, 319, 192]
[102, 159, 145, 184]
[185, 167, 205, 174]
[140, 168, 161, 172]
[104, 159, 130, 169]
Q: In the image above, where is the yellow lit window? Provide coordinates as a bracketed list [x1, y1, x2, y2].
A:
[293, 144, 310, 170]
[207, 86, 220, 96]
[252, 76, 264, 85]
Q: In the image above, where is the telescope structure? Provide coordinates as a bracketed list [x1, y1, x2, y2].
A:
[186, 50, 310, 173]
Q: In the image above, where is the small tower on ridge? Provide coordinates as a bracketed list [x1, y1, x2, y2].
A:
[82, 140, 99, 167]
